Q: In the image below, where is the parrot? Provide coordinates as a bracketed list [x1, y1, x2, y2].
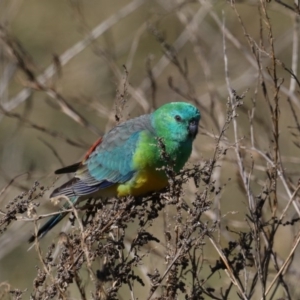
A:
[28, 102, 200, 242]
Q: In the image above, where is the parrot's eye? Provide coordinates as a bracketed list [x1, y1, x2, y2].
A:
[175, 115, 182, 122]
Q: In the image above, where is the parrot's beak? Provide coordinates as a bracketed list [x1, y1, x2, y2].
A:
[188, 120, 198, 138]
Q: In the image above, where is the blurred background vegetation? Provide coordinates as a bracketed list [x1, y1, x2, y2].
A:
[0, 0, 300, 299]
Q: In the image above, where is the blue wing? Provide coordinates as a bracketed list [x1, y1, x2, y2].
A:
[51, 115, 154, 198]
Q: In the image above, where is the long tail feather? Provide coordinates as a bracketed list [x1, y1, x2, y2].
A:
[28, 212, 68, 243]
[28, 196, 78, 243]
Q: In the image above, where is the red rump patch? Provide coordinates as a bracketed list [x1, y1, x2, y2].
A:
[83, 137, 103, 161]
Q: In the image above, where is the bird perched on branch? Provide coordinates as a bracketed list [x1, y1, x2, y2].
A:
[29, 102, 200, 242]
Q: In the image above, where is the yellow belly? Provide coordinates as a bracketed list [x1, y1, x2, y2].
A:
[116, 169, 168, 197]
